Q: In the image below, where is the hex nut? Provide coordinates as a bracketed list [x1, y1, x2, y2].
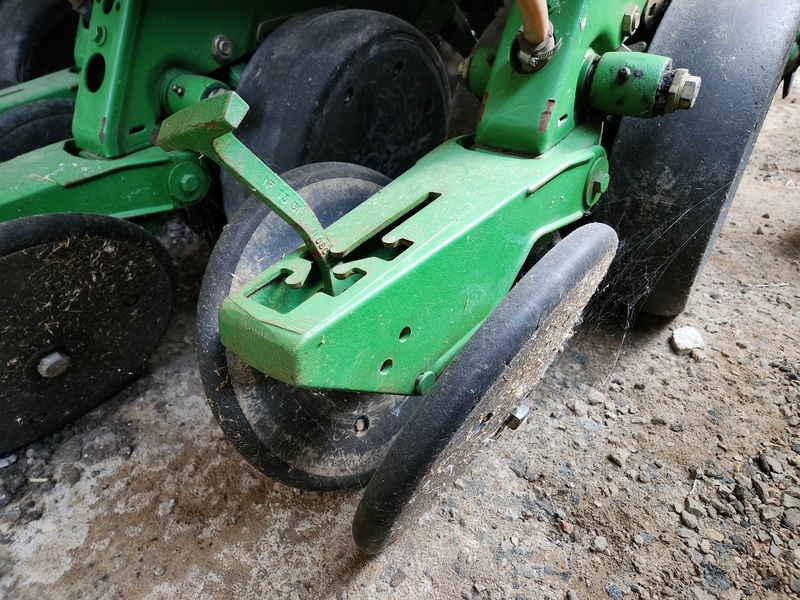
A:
[665, 68, 702, 113]
[622, 5, 641, 38]
[212, 35, 233, 62]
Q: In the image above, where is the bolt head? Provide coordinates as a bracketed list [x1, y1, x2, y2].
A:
[622, 5, 641, 38]
[38, 351, 70, 378]
[212, 35, 233, 61]
[677, 75, 701, 110]
[180, 173, 200, 194]
[92, 25, 107, 45]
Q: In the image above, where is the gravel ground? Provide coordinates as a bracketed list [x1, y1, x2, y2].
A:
[0, 87, 798, 600]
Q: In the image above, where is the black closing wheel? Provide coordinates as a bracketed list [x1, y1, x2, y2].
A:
[594, 0, 800, 318]
[199, 162, 424, 491]
[0, 0, 78, 83]
[352, 224, 618, 553]
[0, 213, 176, 453]
[221, 9, 450, 218]
[0, 98, 75, 162]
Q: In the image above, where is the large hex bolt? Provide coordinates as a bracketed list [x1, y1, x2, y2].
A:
[622, 5, 641, 38]
[37, 350, 71, 378]
[664, 68, 702, 113]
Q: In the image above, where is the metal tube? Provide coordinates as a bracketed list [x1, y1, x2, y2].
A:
[516, 0, 549, 45]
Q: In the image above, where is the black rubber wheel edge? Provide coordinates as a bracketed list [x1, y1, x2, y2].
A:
[200, 162, 425, 491]
[0, 0, 78, 82]
[352, 223, 618, 553]
[0, 213, 176, 453]
[0, 98, 75, 162]
[594, 0, 800, 318]
[222, 8, 450, 218]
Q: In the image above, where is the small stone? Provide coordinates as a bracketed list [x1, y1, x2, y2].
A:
[759, 453, 784, 474]
[770, 542, 781, 557]
[685, 497, 707, 517]
[674, 502, 685, 514]
[593, 536, 608, 552]
[755, 226, 764, 235]
[785, 495, 800, 509]
[0, 455, 18, 469]
[681, 511, 699, 530]
[376, 582, 391, 593]
[700, 539, 711, 553]
[567, 591, 580, 600]
[560, 520, 575, 534]
[608, 449, 630, 468]
[638, 472, 651, 484]
[566, 400, 588, 418]
[389, 569, 407, 588]
[517, 563, 535, 579]
[669, 423, 686, 433]
[790, 579, 800, 594]
[703, 528, 724, 543]
[691, 349, 707, 362]
[761, 505, 782, 521]
[153, 567, 166, 577]
[753, 479, 772, 503]
[60, 466, 81, 486]
[606, 583, 622, 600]
[671, 327, 705, 355]
[783, 508, 800, 531]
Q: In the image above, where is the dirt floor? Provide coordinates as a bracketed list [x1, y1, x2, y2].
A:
[1, 86, 799, 599]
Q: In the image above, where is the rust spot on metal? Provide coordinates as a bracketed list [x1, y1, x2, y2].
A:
[476, 92, 489, 125]
[99, 116, 107, 143]
[538, 98, 556, 134]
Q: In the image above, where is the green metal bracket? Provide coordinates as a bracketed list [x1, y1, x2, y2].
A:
[217, 128, 604, 395]
[0, 70, 80, 114]
[475, 0, 648, 155]
[159, 88, 605, 395]
[0, 142, 209, 221]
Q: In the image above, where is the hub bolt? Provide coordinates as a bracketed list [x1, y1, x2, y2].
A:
[664, 68, 702, 113]
[38, 351, 70, 378]
[504, 403, 531, 431]
[622, 5, 641, 38]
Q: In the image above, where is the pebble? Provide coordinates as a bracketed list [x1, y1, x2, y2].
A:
[703, 528, 725, 543]
[681, 511, 699, 530]
[389, 569, 407, 588]
[605, 582, 622, 600]
[761, 506, 782, 521]
[608, 449, 630, 468]
[569, 400, 589, 418]
[637, 472, 651, 484]
[700, 539, 711, 553]
[0, 455, 18, 469]
[784, 509, 800, 531]
[593, 536, 608, 552]
[785, 496, 800, 509]
[671, 327, 705, 355]
[669, 423, 686, 432]
[517, 563, 535, 579]
[791, 579, 800, 594]
[153, 567, 166, 577]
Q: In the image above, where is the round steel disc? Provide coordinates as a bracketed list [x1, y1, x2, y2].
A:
[0, 213, 175, 453]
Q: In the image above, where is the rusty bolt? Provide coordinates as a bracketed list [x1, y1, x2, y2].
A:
[211, 35, 233, 62]
[38, 351, 70, 378]
[665, 68, 702, 113]
[621, 5, 641, 38]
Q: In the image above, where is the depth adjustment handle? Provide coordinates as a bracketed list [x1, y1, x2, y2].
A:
[156, 91, 338, 293]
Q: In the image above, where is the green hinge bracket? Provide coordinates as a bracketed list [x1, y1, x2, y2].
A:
[157, 91, 607, 395]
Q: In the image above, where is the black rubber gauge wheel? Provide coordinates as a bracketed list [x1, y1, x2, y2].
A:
[0, 213, 176, 454]
[221, 9, 450, 218]
[0, 98, 75, 162]
[0, 0, 79, 83]
[352, 224, 618, 553]
[199, 162, 424, 491]
[593, 0, 800, 317]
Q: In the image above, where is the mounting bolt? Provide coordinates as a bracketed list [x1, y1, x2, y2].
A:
[211, 34, 233, 63]
[38, 351, 70, 378]
[621, 5, 641, 38]
[664, 68, 702, 113]
[585, 156, 611, 208]
[180, 173, 200, 195]
[504, 403, 531, 431]
[92, 25, 107, 46]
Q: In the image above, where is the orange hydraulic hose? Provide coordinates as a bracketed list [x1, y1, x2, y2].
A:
[516, 0, 550, 45]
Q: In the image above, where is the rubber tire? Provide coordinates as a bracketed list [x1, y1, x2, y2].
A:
[0, 213, 176, 453]
[221, 9, 450, 218]
[594, 0, 800, 317]
[352, 223, 618, 553]
[0, 0, 78, 83]
[0, 98, 74, 162]
[199, 162, 426, 491]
